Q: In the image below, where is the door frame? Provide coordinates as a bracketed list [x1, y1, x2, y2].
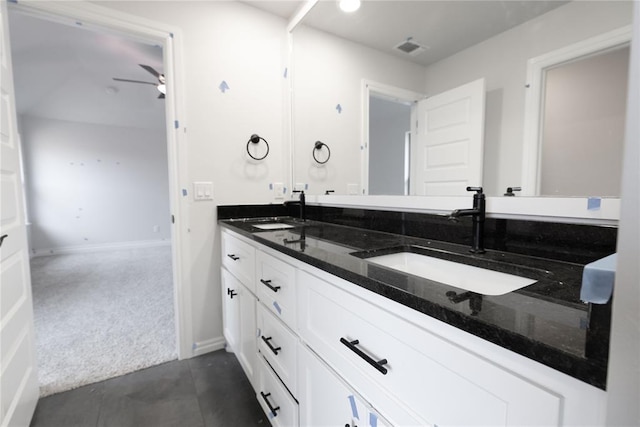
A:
[8, 1, 193, 359]
[361, 80, 423, 195]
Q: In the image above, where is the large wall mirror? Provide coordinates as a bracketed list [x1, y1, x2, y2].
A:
[291, 0, 632, 200]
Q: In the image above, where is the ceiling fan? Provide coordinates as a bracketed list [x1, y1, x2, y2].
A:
[113, 64, 166, 99]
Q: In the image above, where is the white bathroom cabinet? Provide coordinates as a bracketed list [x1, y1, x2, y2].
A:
[221, 231, 258, 389]
[220, 227, 607, 426]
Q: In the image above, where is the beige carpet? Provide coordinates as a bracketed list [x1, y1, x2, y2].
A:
[30, 245, 177, 397]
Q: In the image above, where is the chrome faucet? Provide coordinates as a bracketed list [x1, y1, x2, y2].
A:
[449, 186, 486, 254]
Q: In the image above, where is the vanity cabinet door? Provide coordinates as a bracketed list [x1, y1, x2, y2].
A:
[221, 268, 240, 352]
[222, 230, 256, 292]
[221, 268, 257, 389]
[298, 343, 395, 427]
[297, 269, 562, 427]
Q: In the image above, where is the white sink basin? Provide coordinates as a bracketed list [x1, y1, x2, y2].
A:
[252, 223, 295, 230]
[365, 252, 536, 295]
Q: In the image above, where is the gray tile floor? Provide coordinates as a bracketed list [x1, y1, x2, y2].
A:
[29, 350, 270, 427]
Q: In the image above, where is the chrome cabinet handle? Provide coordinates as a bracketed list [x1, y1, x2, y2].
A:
[261, 336, 281, 355]
[260, 279, 281, 292]
[340, 338, 388, 375]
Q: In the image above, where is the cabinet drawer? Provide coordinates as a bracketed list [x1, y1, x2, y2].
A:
[297, 270, 562, 427]
[257, 303, 298, 398]
[256, 250, 296, 329]
[299, 343, 404, 427]
[222, 231, 256, 292]
[257, 355, 298, 427]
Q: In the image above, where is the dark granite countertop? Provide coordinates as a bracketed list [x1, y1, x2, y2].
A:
[219, 215, 608, 389]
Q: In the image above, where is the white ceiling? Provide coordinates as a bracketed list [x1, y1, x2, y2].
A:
[244, 0, 569, 66]
[8, 1, 567, 129]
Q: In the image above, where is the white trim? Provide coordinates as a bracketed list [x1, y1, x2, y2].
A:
[307, 195, 620, 226]
[521, 25, 632, 196]
[361, 80, 424, 195]
[193, 336, 226, 357]
[30, 240, 171, 258]
[9, 1, 193, 359]
[287, 0, 318, 33]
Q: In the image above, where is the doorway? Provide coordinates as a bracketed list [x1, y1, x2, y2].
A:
[362, 80, 423, 195]
[8, 7, 179, 396]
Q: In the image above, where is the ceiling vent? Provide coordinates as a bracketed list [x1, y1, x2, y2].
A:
[394, 38, 427, 56]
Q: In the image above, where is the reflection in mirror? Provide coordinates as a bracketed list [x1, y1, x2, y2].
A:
[369, 94, 411, 195]
[292, 1, 633, 197]
[540, 46, 629, 197]
[521, 29, 630, 197]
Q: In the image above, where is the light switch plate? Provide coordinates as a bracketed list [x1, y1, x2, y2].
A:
[273, 182, 284, 200]
[193, 182, 213, 201]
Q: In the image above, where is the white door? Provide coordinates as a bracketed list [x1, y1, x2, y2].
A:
[412, 78, 485, 195]
[0, 2, 40, 426]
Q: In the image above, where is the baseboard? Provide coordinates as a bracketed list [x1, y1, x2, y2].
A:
[30, 239, 171, 258]
[192, 336, 226, 357]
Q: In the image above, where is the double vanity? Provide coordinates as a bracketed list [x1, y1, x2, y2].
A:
[218, 203, 615, 426]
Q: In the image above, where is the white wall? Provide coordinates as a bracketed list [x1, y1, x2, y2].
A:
[423, 1, 633, 196]
[606, 2, 639, 424]
[292, 24, 426, 196]
[96, 1, 289, 353]
[19, 115, 170, 255]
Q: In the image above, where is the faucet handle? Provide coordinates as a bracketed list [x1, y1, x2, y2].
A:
[466, 186, 483, 194]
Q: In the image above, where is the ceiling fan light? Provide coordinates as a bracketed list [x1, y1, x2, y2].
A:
[157, 84, 166, 95]
[339, 0, 360, 13]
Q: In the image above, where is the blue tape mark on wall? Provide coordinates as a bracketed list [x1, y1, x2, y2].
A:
[170, 33, 174, 38]
[182, 189, 188, 197]
[348, 395, 359, 419]
[273, 301, 282, 315]
[8, 0, 18, 4]
[283, 187, 288, 194]
[305, 183, 309, 190]
[269, 183, 274, 190]
[174, 120, 179, 129]
[76, 21, 83, 26]
[587, 197, 601, 210]
[219, 81, 230, 93]
[336, 104, 343, 114]
[370, 412, 378, 427]
[283, 67, 288, 78]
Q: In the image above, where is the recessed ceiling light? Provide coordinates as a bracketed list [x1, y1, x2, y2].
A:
[339, 0, 361, 13]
